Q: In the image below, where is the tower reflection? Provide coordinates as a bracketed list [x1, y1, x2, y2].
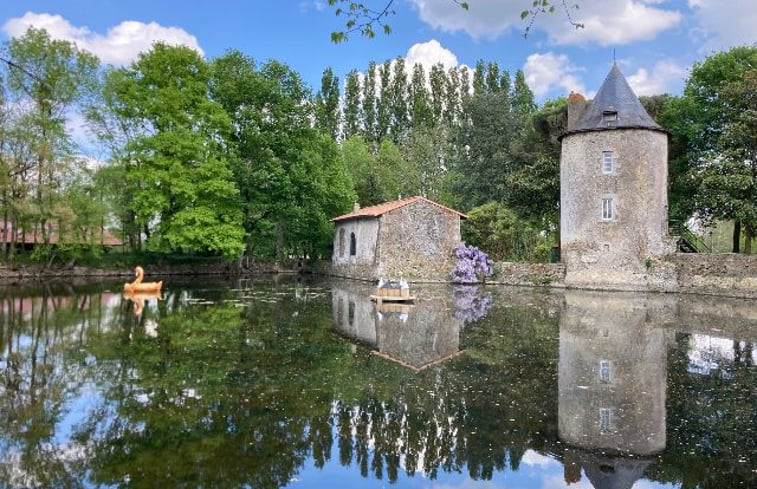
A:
[558, 290, 675, 487]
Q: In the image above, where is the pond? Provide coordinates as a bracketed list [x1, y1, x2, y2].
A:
[0, 276, 754, 488]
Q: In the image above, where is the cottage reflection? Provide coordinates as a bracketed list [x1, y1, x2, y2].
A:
[332, 282, 463, 371]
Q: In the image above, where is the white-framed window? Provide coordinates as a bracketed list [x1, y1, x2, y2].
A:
[602, 151, 614, 174]
[599, 408, 613, 432]
[602, 198, 614, 220]
[599, 360, 612, 384]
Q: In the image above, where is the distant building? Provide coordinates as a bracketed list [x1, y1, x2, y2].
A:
[331, 196, 467, 281]
[560, 64, 675, 289]
[0, 220, 122, 251]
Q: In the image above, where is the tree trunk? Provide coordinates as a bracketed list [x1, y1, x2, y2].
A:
[732, 220, 741, 253]
[745, 223, 753, 255]
[276, 220, 285, 269]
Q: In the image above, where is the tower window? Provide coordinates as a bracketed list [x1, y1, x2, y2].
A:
[599, 360, 612, 384]
[602, 151, 614, 173]
[602, 198, 614, 220]
[599, 408, 613, 432]
[603, 110, 618, 123]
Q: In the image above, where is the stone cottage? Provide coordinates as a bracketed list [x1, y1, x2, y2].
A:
[330, 196, 467, 281]
[560, 64, 676, 290]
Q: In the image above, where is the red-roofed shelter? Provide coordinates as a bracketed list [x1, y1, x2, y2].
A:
[331, 196, 467, 281]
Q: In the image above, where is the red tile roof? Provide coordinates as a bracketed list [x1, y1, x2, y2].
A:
[331, 196, 467, 222]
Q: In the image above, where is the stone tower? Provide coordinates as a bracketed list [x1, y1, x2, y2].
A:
[560, 64, 673, 290]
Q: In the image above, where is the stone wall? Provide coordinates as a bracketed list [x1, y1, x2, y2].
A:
[331, 218, 380, 280]
[377, 200, 462, 281]
[490, 262, 566, 287]
[663, 253, 757, 298]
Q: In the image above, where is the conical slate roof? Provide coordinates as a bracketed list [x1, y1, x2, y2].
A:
[565, 64, 664, 136]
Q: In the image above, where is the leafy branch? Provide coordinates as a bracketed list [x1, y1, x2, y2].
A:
[329, 0, 469, 43]
[521, 0, 583, 38]
[329, 1, 582, 42]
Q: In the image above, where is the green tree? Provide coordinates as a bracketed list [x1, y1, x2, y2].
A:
[679, 46, 757, 252]
[389, 57, 409, 142]
[376, 60, 392, 142]
[103, 43, 245, 258]
[363, 61, 378, 144]
[3, 27, 99, 254]
[409, 63, 432, 129]
[463, 201, 552, 262]
[211, 51, 353, 260]
[343, 70, 362, 139]
[315, 67, 341, 140]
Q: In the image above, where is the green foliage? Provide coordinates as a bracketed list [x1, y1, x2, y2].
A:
[211, 52, 354, 260]
[96, 43, 245, 259]
[676, 46, 757, 250]
[463, 201, 552, 262]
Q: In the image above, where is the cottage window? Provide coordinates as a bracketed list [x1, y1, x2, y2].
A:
[338, 229, 345, 257]
[337, 298, 344, 324]
[602, 151, 614, 174]
[602, 198, 614, 220]
[350, 232, 357, 256]
[599, 360, 612, 384]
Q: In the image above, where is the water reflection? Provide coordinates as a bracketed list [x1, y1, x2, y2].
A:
[0, 279, 754, 488]
[558, 291, 671, 456]
[331, 281, 465, 370]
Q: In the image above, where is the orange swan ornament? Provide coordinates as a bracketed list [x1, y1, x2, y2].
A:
[123, 266, 163, 293]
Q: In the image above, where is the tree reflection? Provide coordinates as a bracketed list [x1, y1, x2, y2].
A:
[0, 280, 754, 488]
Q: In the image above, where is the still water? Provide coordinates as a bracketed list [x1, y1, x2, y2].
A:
[0, 276, 754, 488]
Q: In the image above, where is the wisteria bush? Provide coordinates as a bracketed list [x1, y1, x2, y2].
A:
[450, 243, 494, 283]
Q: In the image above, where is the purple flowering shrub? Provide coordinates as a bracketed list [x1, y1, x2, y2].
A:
[452, 285, 493, 324]
[450, 243, 494, 283]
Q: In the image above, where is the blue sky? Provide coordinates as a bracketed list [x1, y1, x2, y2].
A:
[0, 0, 754, 102]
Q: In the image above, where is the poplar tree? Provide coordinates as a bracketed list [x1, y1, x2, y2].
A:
[315, 67, 341, 140]
[363, 62, 378, 144]
[342, 70, 362, 139]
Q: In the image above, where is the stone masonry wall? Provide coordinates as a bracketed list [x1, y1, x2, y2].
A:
[376, 200, 462, 281]
[664, 253, 757, 298]
[561, 129, 671, 289]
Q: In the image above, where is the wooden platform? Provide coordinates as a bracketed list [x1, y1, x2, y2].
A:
[370, 294, 416, 304]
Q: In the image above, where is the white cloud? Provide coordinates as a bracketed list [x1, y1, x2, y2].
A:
[521, 449, 560, 468]
[409, 0, 681, 45]
[2, 12, 203, 66]
[523, 52, 586, 98]
[405, 39, 459, 70]
[687, 0, 757, 52]
[627, 59, 687, 96]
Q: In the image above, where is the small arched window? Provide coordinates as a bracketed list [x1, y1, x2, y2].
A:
[338, 228, 346, 257]
[350, 232, 357, 256]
